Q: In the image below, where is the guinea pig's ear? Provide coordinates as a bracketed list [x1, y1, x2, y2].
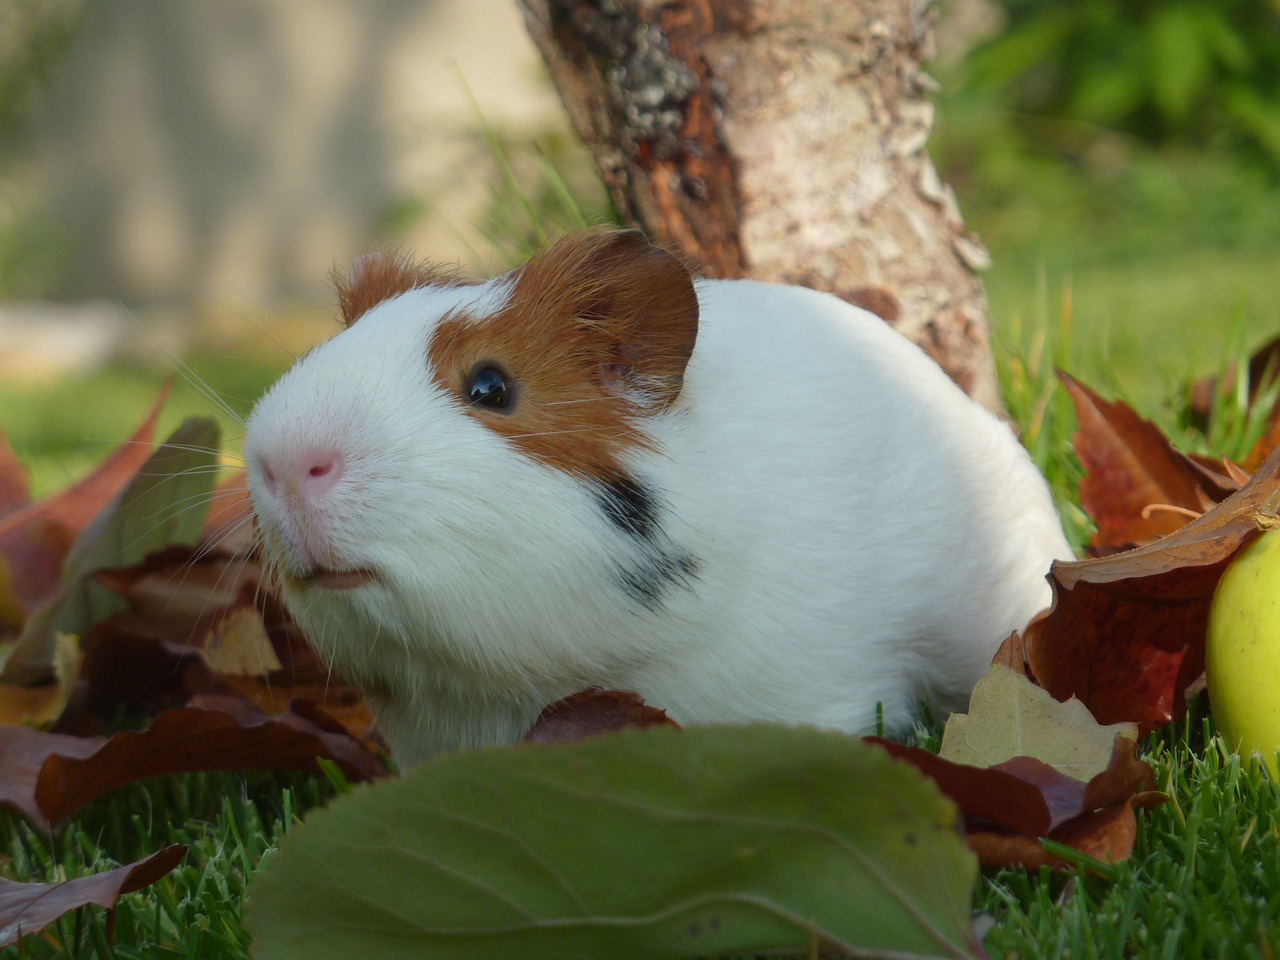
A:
[333, 251, 463, 327]
[532, 230, 700, 409]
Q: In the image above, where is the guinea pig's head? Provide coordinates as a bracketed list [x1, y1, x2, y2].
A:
[242, 229, 699, 680]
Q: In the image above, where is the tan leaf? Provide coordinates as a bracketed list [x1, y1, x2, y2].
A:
[0, 633, 79, 727]
[200, 607, 281, 677]
[940, 663, 1137, 781]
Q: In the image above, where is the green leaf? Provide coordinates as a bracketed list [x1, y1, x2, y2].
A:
[245, 725, 982, 960]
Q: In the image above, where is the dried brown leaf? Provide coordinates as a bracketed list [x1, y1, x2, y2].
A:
[0, 699, 387, 829]
[870, 738, 1058, 838]
[0, 555, 24, 630]
[1020, 442, 1280, 729]
[0, 845, 186, 948]
[0, 727, 102, 825]
[94, 545, 265, 638]
[81, 544, 375, 743]
[200, 471, 255, 555]
[0, 518, 76, 618]
[220, 677, 379, 745]
[1046, 800, 1138, 864]
[0, 385, 169, 614]
[967, 802, 1136, 871]
[1061, 371, 1236, 553]
[869, 735, 1157, 870]
[524, 688, 681, 744]
[0, 429, 30, 522]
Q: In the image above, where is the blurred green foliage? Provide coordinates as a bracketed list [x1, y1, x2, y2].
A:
[0, 0, 85, 151]
[0, 0, 87, 299]
[933, 0, 1280, 260]
[931, 0, 1280, 421]
[958, 0, 1280, 172]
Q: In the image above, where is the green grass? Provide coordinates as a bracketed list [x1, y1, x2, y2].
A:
[980, 714, 1280, 959]
[2, 772, 335, 960]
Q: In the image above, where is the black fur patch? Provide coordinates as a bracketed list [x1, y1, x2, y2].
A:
[596, 473, 660, 541]
[595, 473, 698, 609]
[618, 552, 699, 610]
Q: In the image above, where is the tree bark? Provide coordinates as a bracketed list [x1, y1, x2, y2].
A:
[517, 0, 1002, 412]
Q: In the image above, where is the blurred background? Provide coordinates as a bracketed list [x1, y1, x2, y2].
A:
[2, 0, 1279, 495]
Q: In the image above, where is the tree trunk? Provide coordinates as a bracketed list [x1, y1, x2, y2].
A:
[517, 0, 1002, 412]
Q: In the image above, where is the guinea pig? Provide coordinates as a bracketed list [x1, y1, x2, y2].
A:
[243, 228, 1071, 767]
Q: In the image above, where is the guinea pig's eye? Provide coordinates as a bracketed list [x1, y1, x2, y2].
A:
[466, 366, 512, 410]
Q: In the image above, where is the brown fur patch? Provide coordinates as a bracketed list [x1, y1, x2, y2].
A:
[426, 230, 700, 479]
[333, 252, 466, 327]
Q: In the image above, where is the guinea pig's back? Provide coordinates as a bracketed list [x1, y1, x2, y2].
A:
[639, 279, 1070, 731]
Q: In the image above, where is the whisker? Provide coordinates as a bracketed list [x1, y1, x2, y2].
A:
[541, 396, 627, 408]
[189, 517, 253, 565]
[500, 425, 618, 442]
[141, 442, 232, 459]
[166, 352, 248, 428]
[195, 296, 310, 367]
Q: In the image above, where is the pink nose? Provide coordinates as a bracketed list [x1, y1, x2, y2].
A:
[259, 449, 345, 501]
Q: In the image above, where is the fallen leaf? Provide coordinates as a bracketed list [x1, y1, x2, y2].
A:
[1244, 418, 1280, 472]
[79, 545, 376, 743]
[0, 555, 24, 630]
[0, 429, 30, 522]
[0, 845, 186, 949]
[524, 688, 680, 744]
[1061, 372, 1237, 553]
[80, 621, 206, 716]
[0, 699, 387, 829]
[964, 802, 1137, 872]
[246, 725, 986, 960]
[0, 633, 79, 726]
[0, 385, 170, 616]
[93, 544, 262, 633]
[200, 471, 255, 555]
[0, 727, 103, 826]
[871, 738, 1059, 838]
[940, 663, 1136, 781]
[200, 607, 282, 676]
[2, 417, 218, 687]
[1018, 441, 1280, 730]
[0, 682, 66, 726]
[221, 679, 381, 746]
[0, 518, 76, 619]
[870, 736, 1158, 870]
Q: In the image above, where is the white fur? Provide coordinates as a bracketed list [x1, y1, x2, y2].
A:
[244, 270, 1071, 767]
